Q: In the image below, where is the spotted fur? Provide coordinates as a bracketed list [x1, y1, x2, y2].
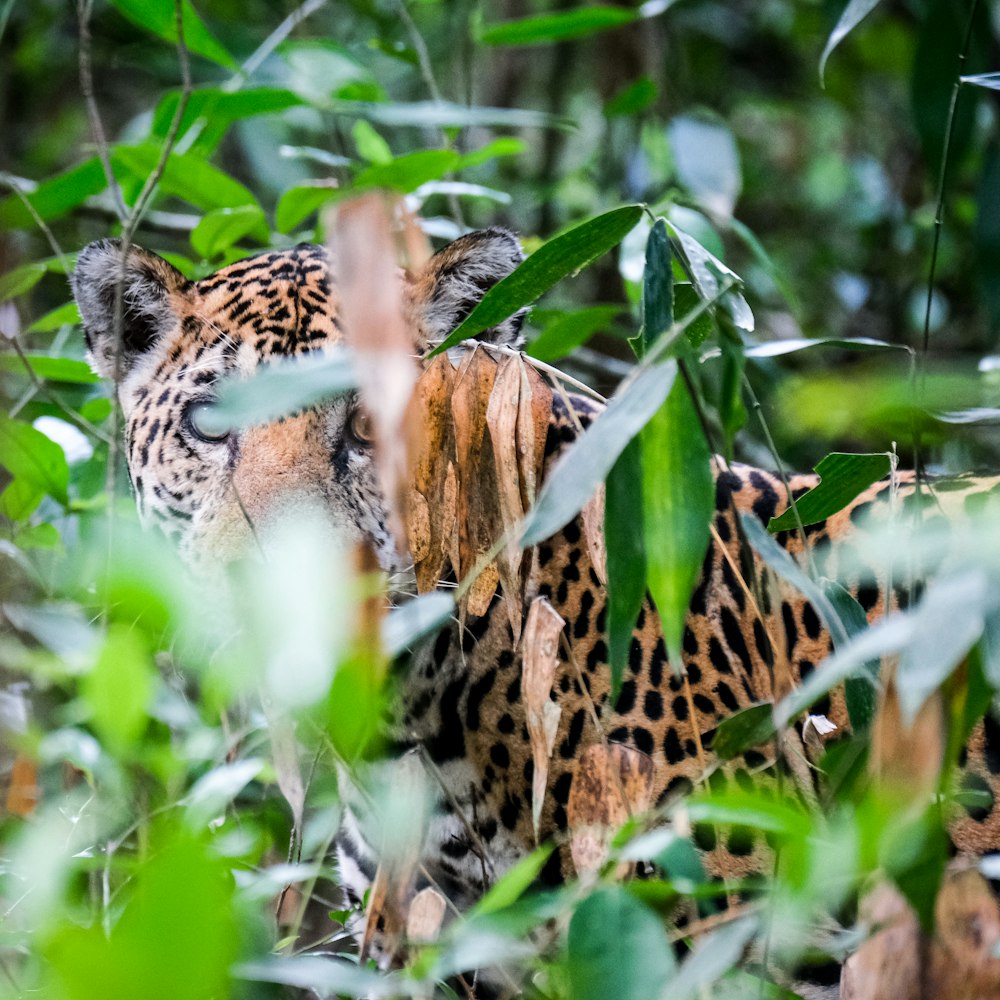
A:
[74, 233, 1000, 954]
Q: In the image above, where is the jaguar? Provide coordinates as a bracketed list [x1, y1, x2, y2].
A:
[72, 228, 1000, 991]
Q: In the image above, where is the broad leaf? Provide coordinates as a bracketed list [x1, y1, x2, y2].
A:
[819, 0, 884, 83]
[768, 452, 891, 531]
[566, 887, 675, 1000]
[0, 354, 98, 385]
[745, 336, 908, 358]
[82, 626, 153, 753]
[711, 703, 775, 760]
[107, 0, 236, 69]
[0, 158, 107, 230]
[191, 206, 268, 260]
[276, 183, 340, 233]
[113, 144, 260, 213]
[471, 843, 555, 916]
[0, 263, 46, 304]
[152, 87, 304, 140]
[431, 204, 643, 354]
[479, 7, 637, 47]
[0, 415, 70, 508]
[667, 915, 759, 998]
[26, 303, 82, 334]
[353, 149, 460, 192]
[820, 578, 878, 731]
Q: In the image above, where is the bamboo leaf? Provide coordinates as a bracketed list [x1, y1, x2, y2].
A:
[107, 0, 236, 69]
[641, 378, 713, 667]
[768, 452, 891, 531]
[479, 7, 637, 47]
[431, 205, 643, 355]
[819, 0, 883, 84]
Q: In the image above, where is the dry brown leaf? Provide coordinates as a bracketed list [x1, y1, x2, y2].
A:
[521, 597, 566, 840]
[6, 754, 38, 817]
[487, 354, 526, 639]
[928, 866, 1000, 998]
[407, 490, 431, 564]
[871, 671, 944, 799]
[843, 866, 1000, 1000]
[580, 485, 607, 585]
[410, 354, 456, 590]
[516, 361, 553, 512]
[361, 865, 401, 965]
[330, 193, 420, 552]
[451, 348, 501, 621]
[406, 886, 448, 944]
[568, 743, 653, 877]
[840, 881, 921, 1000]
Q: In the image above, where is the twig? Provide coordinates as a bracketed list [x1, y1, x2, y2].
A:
[77, 0, 127, 222]
[395, 0, 465, 227]
[6, 335, 114, 445]
[225, 0, 330, 91]
[0, 173, 72, 277]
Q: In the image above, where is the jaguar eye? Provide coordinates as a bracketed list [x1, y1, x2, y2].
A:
[347, 407, 374, 448]
[186, 400, 229, 443]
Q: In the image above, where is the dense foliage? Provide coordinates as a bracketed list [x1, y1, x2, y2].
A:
[2, 1, 1000, 998]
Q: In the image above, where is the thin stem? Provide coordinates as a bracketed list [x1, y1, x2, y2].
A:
[0, 173, 71, 276]
[921, 0, 981, 357]
[77, 0, 127, 222]
[395, 0, 465, 227]
[6, 335, 114, 445]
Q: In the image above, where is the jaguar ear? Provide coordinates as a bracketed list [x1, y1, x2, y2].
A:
[412, 228, 525, 349]
[72, 239, 188, 380]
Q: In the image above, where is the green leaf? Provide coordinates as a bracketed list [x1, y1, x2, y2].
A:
[768, 452, 891, 531]
[471, 843, 555, 916]
[353, 149, 460, 192]
[455, 137, 528, 170]
[275, 183, 341, 233]
[638, 218, 673, 356]
[431, 204, 643, 355]
[352, 120, 393, 164]
[0, 158, 107, 230]
[962, 72, 1000, 91]
[668, 221, 753, 333]
[819, 0, 883, 83]
[235, 958, 396, 998]
[605, 437, 646, 699]
[330, 100, 567, 131]
[152, 87, 304, 140]
[821, 578, 878, 731]
[82, 626, 154, 752]
[382, 591, 455, 658]
[0, 262, 46, 303]
[685, 792, 807, 837]
[718, 330, 746, 455]
[185, 760, 264, 829]
[0, 354, 99, 384]
[641, 378, 713, 667]
[45, 830, 239, 1000]
[605, 76, 657, 118]
[107, 0, 236, 69]
[668, 916, 759, 998]
[669, 115, 741, 219]
[191, 206, 268, 260]
[0, 415, 70, 508]
[897, 570, 989, 725]
[113, 144, 260, 213]
[479, 7, 637, 47]
[26, 302, 82, 333]
[520, 358, 678, 548]
[567, 887, 675, 1000]
[711, 703, 775, 760]
[526, 305, 623, 362]
[745, 335, 908, 358]
[205, 350, 357, 434]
